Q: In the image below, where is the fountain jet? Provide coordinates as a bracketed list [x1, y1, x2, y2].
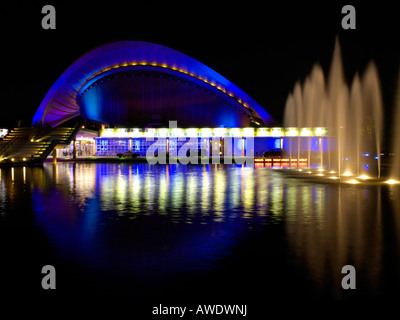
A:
[283, 37, 384, 178]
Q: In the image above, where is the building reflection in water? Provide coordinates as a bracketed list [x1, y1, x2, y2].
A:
[0, 163, 399, 297]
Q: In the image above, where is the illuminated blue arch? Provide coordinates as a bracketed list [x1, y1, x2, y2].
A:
[32, 41, 274, 127]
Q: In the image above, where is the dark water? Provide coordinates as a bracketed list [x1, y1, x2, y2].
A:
[1, 162, 399, 299]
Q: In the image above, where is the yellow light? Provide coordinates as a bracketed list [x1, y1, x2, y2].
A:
[158, 128, 168, 137]
[342, 171, 353, 176]
[11, 158, 14, 162]
[229, 128, 242, 137]
[385, 179, 400, 184]
[329, 170, 336, 174]
[213, 128, 226, 137]
[144, 128, 155, 137]
[286, 128, 298, 136]
[130, 129, 141, 137]
[317, 168, 324, 172]
[242, 127, 254, 137]
[23, 158, 26, 161]
[300, 128, 312, 136]
[186, 128, 198, 137]
[357, 174, 370, 180]
[256, 128, 269, 137]
[200, 128, 211, 137]
[116, 129, 129, 137]
[330, 176, 339, 180]
[271, 128, 283, 137]
[314, 127, 327, 136]
[171, 128, 184, 137]
[346, 179, 359, 184]
[100, 128, 115, 137]
[316, 173, 324, 176]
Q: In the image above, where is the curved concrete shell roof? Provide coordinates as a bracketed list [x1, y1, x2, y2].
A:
[32, 41, 274, 127]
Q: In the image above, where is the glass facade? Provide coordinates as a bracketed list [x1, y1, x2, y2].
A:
[95, 138, 204, 157]
[93, 127, 330, 157]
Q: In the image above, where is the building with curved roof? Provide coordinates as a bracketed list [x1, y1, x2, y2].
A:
[32, 41, 274, 128]
[1, 41, 331, 165]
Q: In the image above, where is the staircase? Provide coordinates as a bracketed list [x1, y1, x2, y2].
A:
[0, 125, 79, 165]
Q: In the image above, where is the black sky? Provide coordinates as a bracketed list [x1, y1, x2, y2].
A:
[1, 1, 400, 127]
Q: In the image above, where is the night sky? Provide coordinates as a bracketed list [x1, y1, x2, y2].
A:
[1, 1, 400, 128]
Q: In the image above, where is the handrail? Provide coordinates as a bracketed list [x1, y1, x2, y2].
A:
[0, 124, 81, 163]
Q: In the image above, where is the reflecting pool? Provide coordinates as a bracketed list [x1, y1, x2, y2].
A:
[0, 163, 399, 298]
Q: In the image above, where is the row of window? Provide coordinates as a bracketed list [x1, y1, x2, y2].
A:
[96, 138, 203, 156]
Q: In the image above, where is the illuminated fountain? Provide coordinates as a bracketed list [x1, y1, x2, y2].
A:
[388, 70, 400, 183]
[283, 37, 384, 179]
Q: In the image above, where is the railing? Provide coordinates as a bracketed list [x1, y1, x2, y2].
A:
[0, 124, 80, 164]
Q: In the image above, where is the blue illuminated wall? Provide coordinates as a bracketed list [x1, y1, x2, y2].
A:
[78, 70, 251, 128]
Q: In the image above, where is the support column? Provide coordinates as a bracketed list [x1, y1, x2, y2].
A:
[52, 149, 57, 164]
[73, 138, 77, 160]
[166, 137, 169, 153]
[318, 138, 323, 169]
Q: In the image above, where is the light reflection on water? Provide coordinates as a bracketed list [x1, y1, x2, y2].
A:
[77, 163, 276, 224]
[0, 162, 399, 298]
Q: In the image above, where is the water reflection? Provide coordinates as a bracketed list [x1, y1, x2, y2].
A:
[0, 163, 399, 297]
[53, 163, 282, 224]
[285, 183, 391, 298]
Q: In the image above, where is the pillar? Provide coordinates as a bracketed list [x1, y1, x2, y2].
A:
[52, 149, 57, 164]
[73, 138, 77, 160]
[318, 138, 323, 169]
[166, 137, 169, 153]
